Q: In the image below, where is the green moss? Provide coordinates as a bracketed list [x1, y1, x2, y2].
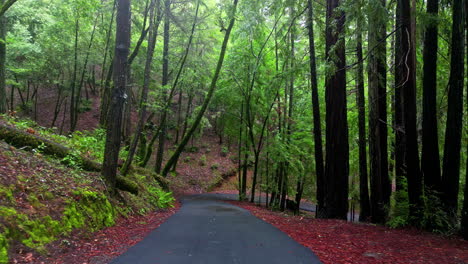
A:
[0, 186, 15, 204]
[0, 233, 8, 264]
[0, 190, 116, 262]
[27, 194, 44, 209]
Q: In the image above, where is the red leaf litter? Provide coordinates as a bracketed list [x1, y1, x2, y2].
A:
[229, 201, 468, 264]
[24, 202, 180, 264]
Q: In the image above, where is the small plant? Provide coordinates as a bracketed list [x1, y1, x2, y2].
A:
[183, 156, 191, 163]
[220, 146, 229, 157]
[187, 146, 199, 153]
[210, 163, 219, 170]
[147, 186, 175, 209]
[199, 155, 207, 166]
[78, 99, 93, 113]
[205, 148, 211, 153]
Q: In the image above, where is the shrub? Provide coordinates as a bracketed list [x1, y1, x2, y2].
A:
[220, 146, 229, 157]
[210, 163, 219, 170]
[199, 155, 207, 166]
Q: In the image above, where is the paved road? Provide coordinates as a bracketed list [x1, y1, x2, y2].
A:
[111, 193, 322, 264]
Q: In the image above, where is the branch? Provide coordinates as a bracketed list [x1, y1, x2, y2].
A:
[0, 0, 18, 17]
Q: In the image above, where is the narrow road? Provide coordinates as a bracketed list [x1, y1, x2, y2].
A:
[111, 193, 321, 264]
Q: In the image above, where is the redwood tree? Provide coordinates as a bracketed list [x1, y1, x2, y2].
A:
[398, 0, 423, 223]
[421, 0, 441, 195]
[321, 0, 349, 220]
[307, 0, 325, 216]
[368, 0, 390, 224]
[442, 0, 465, 223]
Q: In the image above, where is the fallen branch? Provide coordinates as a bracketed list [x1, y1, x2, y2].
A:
[0, 124, 138, 194]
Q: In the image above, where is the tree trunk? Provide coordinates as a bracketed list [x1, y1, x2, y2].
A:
[368, 0, 390, 224]
[356, 29, 371, 222]
[441, 0, 465, 223]
[160, 0, 239, 177]
[102, 0, 131, 193]
[307, 0, 325, 218]
[321, 0, 349, 220]
[394, 0, 406, 194]
[70, 18, 79, 132]
[399, 0, 423, 224]
[421, 0, 441, 195]
[154, 0, 171, 174]
[121, 0, 161, 176]
[0, 5, 6, 114]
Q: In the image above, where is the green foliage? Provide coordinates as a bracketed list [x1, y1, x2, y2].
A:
[147, 186, 175, 209]
[0, 186, 15, 204]
[210, 163, 219, 170]
[0, 233, 8, 264]
[388, 180, 409, 229]
[199, 154, 207, 166]
[77, 99, 93, 113]
[220, 146, 229, 157]
[422, 191, 452, 234]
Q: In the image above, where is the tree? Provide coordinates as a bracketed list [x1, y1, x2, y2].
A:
[307, 0, 325, 216]
[421, 0, 441, 196]
[154, 0, 171, 174]
[398, 0, 422, 223]
[368, 0, 390, 224]
[102, 0, 131, 191]
[441, 0, 465, 223]
[161, 0, 239, 177]
[0, 0, 19, 114]
[355, 13, 371, 222]
[121, 0, 161, 176]
[321, 0, 349, 220]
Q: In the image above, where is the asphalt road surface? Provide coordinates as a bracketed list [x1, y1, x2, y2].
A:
[111, 193, 322, 264]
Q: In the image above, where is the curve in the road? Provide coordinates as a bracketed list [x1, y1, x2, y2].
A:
[111, 193, 322, 264]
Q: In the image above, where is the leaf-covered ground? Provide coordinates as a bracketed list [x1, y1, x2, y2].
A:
[22, 203, 180, 264]
[229, 200, 468, 264]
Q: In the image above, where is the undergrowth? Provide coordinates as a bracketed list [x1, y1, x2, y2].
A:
[0, 115, 175, 263]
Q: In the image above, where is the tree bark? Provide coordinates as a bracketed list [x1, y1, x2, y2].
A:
[102, 0, 131, 193]
[399, 0, 423, 224]
[121, 0, 161, 176]
[154, 0, 171, 174]
[307, 0, 325, 218]
[441, 0, 465, 223]
[321, 0, 349, 220]
[160, 0, 239, 177]
[368, 0, 390, 224]
[356, 29, 371, 222]
[0, 2, 6, 114]
[421, 0, 441, 195]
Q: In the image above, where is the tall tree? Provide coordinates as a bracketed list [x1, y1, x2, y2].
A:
[102, 0, 131, 191]
[421, 0, 441, 195]
[398, 0, 423, 223]
[461, 0, 468, 240]
[368, 0, 390, 224]
[0, 0, 19, 113]
[0, 0, 6, 114]
[121, 0, 161, 176]
[307, 0, 325, 216]
[154, 0, 171, 174]
[321, 0, 349, 220]
[356, 18, 371, 222]
[161, 0, 239, 177]
[441, 0, 465, 223]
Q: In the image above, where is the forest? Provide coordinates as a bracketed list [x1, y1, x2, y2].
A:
[0, 0, 467, 262]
